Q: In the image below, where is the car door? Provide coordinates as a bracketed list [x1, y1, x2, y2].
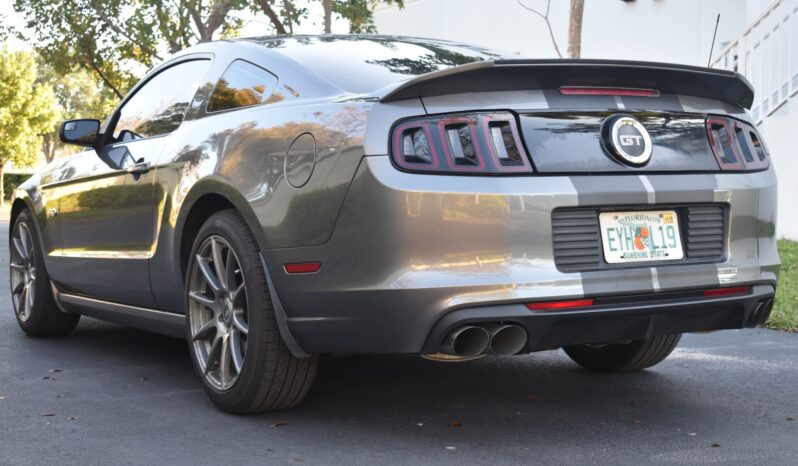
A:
[47, 58, 212, 308]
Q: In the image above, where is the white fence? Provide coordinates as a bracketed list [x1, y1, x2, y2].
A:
[712, 0, 798, 123]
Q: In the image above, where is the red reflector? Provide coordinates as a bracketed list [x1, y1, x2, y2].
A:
[526, 299, 594, 311]
[284, 262, 321, 274]
[559, 86, 661, 97]
[703, 286, 750, 297]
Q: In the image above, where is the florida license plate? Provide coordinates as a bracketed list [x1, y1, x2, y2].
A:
[599, 210, 684, 264]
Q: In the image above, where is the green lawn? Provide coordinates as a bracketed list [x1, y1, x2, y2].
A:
[770, 240, 798, 332]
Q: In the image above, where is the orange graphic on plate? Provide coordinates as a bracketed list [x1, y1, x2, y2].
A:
[634, 227, 650, 251]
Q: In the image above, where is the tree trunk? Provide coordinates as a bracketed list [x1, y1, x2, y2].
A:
[567, 0, 585, 59]
[323, 0, 333, 33]
[255, 0, 289, 34]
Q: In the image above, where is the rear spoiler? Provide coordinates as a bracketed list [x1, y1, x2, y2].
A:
[379, 59, 754, 109]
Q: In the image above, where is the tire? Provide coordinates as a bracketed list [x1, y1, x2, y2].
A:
[185, 210, 318, 414]
[563, 334, 682, 373]
[10, 209, 80, 337]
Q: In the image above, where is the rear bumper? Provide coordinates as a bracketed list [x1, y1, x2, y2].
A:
[263, 156, 779, 354]
[420, 284, 775, 354]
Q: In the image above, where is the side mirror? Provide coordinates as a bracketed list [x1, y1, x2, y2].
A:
[59, 119, 100, 146]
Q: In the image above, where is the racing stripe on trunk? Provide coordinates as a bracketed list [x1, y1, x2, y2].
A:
[649, 174, 721, 290]
[571, 175, 655, 295]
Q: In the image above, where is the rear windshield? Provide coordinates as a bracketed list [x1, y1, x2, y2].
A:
[247, 36, 507, 94]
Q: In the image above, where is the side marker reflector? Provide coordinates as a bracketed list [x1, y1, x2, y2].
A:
[526, 299, 594, 311]
[284, 262, 322, 274]
[703, 286, 750, 297]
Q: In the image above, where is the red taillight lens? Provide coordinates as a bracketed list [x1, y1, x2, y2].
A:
[703, 285, 751, 297]
[526, 299, 594, 311]
[284, 262, 322, 274]
[559, 86, 661, 97]
[391, 112, 533, 174]
[705, 116, 769, 171]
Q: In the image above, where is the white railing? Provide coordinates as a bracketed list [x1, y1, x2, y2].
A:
[712, 0, 798, 123]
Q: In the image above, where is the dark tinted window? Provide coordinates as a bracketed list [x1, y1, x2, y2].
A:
[207, 60, 278, 113]
[114, 59, 211, 140]
[249, 36, 506, 94]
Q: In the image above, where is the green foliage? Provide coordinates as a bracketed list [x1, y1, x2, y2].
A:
[0, 46, 59, 171]
[770, 240, 798, 331]
[3, 173, 32, 200]
[333, 0, 404, 33]
[37, 63, 118, 162]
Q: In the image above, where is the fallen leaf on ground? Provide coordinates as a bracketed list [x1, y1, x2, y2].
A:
[40, 376, 56, 381]
[270, 421, 289, 428]
[56, 395, 64, 399]
[787, 417, 795, 421]
[450, 421, 463, 428]
[711, 443, 721, 448]
[141, 377, 149, 381]
[41, 413, 56, 417]
[49, 369, 62, 373]
[66, 416, 77, 421]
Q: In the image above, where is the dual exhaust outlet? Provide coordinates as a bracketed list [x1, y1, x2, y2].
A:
[441, 323, 528, 357]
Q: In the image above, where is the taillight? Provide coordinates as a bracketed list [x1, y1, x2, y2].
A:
[705, 116, 769, 171]
[391, 112, 533, 174]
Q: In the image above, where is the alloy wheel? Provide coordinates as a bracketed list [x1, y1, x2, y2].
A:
[188, 235, 249, 391]
[10, 221, 36, 322]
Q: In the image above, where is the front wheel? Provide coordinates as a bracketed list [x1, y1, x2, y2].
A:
[10, 209, 79, 337]
[563, 334, 681, 373]
[185, 210, 318, 414]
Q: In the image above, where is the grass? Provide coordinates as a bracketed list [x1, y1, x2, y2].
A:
[770, 239, 798, 332]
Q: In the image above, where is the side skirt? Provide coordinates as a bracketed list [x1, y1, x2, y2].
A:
[52, 283, 186, 339]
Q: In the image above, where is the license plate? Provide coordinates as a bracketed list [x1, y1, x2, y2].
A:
[599, 210, 684, 264]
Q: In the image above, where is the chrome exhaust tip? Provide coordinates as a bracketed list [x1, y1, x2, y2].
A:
[485, 324, 528, 356]
[440, 325, 490, 357]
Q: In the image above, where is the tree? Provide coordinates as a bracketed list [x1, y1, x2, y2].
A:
[328, 0, 405, 33]
[37, 64, 117, 163]
[0, 47, 59, 204]
[567, 0, 585, 59]
[13, 0, 248, 98]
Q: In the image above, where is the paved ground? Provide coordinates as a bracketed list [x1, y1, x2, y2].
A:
[1, 218, 797, 465]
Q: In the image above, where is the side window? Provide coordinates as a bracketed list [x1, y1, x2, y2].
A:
[113, 59, 211, 140]
[207, 60, 278, 113]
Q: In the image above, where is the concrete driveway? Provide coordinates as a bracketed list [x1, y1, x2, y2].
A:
[0, 216, 796, 465]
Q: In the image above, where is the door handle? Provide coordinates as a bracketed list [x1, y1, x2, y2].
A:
[126, 160, 151, 175]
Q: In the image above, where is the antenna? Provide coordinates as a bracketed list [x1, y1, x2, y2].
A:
[707, 14, 721, 67]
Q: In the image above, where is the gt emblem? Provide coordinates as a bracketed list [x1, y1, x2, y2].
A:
[602, 115, 653, 166]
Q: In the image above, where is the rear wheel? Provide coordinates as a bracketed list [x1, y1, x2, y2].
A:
[185, 210, 318, 414]
[563, 334, 681, 373]
[10, 209, 80, 336]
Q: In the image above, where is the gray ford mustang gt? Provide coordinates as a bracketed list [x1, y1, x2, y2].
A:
[9, 35, 779, 413]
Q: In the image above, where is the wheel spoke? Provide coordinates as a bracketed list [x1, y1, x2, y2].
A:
[19, 226, 31, 260]
[211, 238, 227, 291]
[12, 237, 26, 261]
[219, 334, 231, 386]
[230, 282, 245, 302]
[196, 256, 222, 294]
[19, 286, 28, 318]
[192, 318, 216, 342]
[229, 330, 244, 374]
[224, 253, 237, 293]
[232, 310, 248, 335]
[10, 262, 25, 271]
[12, 280, 24, 295]
[188, 291, 216, 309]
[204, 336, 223, 375]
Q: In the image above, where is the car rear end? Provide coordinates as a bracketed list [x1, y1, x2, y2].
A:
[263, 59, 779, 357]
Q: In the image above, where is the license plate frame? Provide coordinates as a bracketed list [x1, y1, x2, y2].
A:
[599, 210, 684, 264]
